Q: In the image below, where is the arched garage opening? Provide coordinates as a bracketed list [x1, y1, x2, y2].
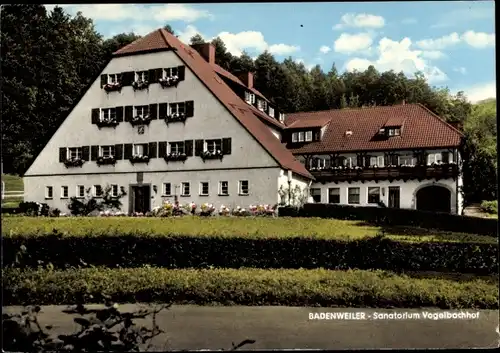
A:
[416, 185, 452, 213]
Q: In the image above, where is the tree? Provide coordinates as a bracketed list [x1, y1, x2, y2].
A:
[189, 34, 205, 45]
[163, 24, 175, 35]
[211, 37, 233, 70]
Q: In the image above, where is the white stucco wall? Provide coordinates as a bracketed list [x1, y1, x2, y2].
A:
[277, 170, 310, 206]
[23, 49, 295, 211]
[24, 167, 284, 214]
[25, 50, 278, 177]
[309, 178, 459, 214]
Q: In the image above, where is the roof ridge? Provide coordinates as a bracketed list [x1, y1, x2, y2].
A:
[289, 103, 419, 116]
[158, 28, 171, 48]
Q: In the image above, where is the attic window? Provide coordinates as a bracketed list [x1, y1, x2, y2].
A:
[378, 128, 385, 135]
[257, 99, 267, 111]
[279, 112, 285, 123]
[388, 128, 401, 136]
[269, 107, 275, 118]
[245, 92, 255, 104]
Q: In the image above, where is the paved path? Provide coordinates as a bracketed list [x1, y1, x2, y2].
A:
[4, 305, 498, 350]
[463, 203, 493, 218]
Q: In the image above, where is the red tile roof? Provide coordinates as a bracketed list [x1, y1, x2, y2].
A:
[211, 64, 269, 101]
[114, 29, 312, 179]
[286, 114, 332, 128]
[384, 115, 407, 127]
[285, 104, 463, 154]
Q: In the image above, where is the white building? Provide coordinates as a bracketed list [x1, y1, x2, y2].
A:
[23, 28, 464, 215]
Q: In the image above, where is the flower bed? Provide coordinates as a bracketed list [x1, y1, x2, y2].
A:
[96, 118, 119, 128]
[63, 158, 85, 168]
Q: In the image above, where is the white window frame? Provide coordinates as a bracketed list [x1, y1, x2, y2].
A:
[367, 187, 381, 204]
[108, 74, 118, 84]
[169, 102, 186, 115]
[100, 145, 115, 158]
[328, 188, 340, 204]
[257, 99, 264, 111]
[344, 157, 356, 168]
[111, 184, 119, 197]
[68, 147, 82, 160]
[268, 107, 275, 118]
[135, 105, 149, 117]
[348, 187, 360, 204]
[135, 71, 147, 82]
[163, 67, 179, 79]
[427, 153, 435, 165]
[60, 186, 69, 199]
[162, 183, 172, 196]
[435, 153, 443, 164]
[305, 131, 313, 142]
[219, 181, 229, 196]
[377, 156, 384, 167]
[168, 141, 185, 154]
[310, 188, 321, 203]
[279, 113, 285, 123]
[93, 185, 103, 197]
[199, 182, 209, 196]
[292, 133, 298, 143]
[369, 157, 377, 166]
[245, 91, 252, 104]
[400, 155, 414, 166]
[239, 180, 249, 195]
[394, 128, 401, 136]
[76, 185, 85, 198]
[101, 108, 116, 122]
[298, 132, 305, 142]
[205, 139, 222, 153]
[388, 128, 395, 136]
[181, 182, 190, 196]
[250, 94, 256, 104]
[45, 186, 53, 199]
[133, 144, 144, 156]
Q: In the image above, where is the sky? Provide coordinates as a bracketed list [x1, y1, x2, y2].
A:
[44, 1, 496, 103]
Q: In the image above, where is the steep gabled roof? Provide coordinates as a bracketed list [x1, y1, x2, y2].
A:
[285, 104, 463, 154]
[116, 29, 312, 179]
[211, 64, 269, 101]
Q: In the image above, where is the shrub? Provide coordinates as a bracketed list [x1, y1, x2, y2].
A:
[480, 200, 498, 215]
[68, 185, 126, 216]
[3, 234, 497, 274]
[18, 201, 50, 216]
[4, 267, 497, 308]
[283, 204, 498, 236]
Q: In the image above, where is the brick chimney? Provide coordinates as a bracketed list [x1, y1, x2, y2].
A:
[237, 72, 254, 89]
[191, 43, 215, 64]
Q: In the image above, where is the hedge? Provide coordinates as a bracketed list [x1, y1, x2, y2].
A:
[4, 234, 497, 274]
[279, 204, 498, 236]
[4, 268, 497, 308]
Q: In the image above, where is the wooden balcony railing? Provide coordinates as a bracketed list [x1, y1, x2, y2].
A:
[308, 163, 459, 183]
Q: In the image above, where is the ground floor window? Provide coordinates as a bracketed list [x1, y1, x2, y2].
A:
[219, 181, 229, 195]
[328, 188, 340, 204]
[181, 182, 190, 196]
[348, 187, 360, 204]
[111, 184, 119, 197]
[367, 187, 381, 204]
[162, 183, 171, 196]
[310, 188, 321, 203]
[61, 186, 69, 198]
[45, 186, 53, 199]
[239, 180, 249, 195]
[77, 185, 85, 198]
[200, 182, 209, 196]
[93, 185, 103, 197]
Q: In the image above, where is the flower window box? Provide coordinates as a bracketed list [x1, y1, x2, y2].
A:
[96, 117, 119, 128]
[132, 80, 149, 91]
[130, 115, 151, 126]
[164, 152, 187, 162]
[201, 150, 223, 161]
[97, 156, 116, 166]
[103, 82, 122, 93]
[165, 112, 187, 124]
[63, 158, 85, 168]
[129, 155, 150, 164]
[159, 75, 180, 88]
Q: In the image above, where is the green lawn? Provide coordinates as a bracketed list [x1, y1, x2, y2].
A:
[2, 174, 23, 192]
[2, 216, 496, 244]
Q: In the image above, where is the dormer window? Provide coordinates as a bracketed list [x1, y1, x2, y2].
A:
[379, 128, 385, 135]
[257, 99, 267, 111]
[269, 107, 275, 118]
[279, 112, 285, 123]
[305, 131, 313, 142]
[345, 130, 353, 136]
[292, 130, 314, 143]
[388, 128, 401, 136]
[298, 132, 304, 142]
[245, 92, 255, 105]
